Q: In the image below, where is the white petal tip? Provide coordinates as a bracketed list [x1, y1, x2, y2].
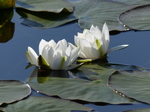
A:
[107, 44, 129, 53]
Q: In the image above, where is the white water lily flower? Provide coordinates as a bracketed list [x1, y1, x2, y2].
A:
[26, 39, 80, 70]
[74, 23, 128, 61]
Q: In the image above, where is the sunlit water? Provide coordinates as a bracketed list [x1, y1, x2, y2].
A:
[1, 10, 150, 112]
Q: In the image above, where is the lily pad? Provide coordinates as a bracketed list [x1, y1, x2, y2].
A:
[123, 108, 150, 112]
[27, 64, 133, 104]
[0, 0, 15, 8]
[109, 71, 150, 104]
[0, 21, 14, 43]
[119, 4, 150, 30]
[0, 96, 93, 112]
[0, 9, 14, 42]
[0, 80, 31, 105]
[71, 0, 133, 31]
[16, 0, 73, 13]
[16, 8, 76, 28]
[113, 0, 150, 6]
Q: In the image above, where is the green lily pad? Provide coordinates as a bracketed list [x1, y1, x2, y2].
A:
[27, 64, 133, 104]
[113, 0, 150, 6]
[123, 108, 150, 112]
[0, 96, 93, 112]
[0, 0, 15, 8]
[16, 0, 73, 13]
[109, 71, 150, 104]
[71, 0, 133, 31]
[0, 80, 31, 105]
[119, 4, 150, 30]
[16, 8, 76, 28]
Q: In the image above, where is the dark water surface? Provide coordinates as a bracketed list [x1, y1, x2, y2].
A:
[1, 11, 150, 112]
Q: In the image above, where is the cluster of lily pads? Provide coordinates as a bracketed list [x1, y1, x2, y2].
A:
[0, 0, 150, 112]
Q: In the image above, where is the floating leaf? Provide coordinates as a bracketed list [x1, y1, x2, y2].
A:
[16, 8, 76, 28]
[0, 80, 31, 105]
[109, 71, 150, 104]
[0, 0, 15, 8]
[27, 64, 133, 104]
[0, 21, 14, 43]
[0, 96, 93, 112]
[113, 0, 150, 6]
[0, 9, 14, 42]
[16, 0, 73, 13]
[71, 0, 133, 31]
[119, 4, 150, 30]
[123, 108, 150, 112]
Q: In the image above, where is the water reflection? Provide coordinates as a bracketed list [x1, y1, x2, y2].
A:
[28, 67, 69, 83]
[0, 9, 15, 42]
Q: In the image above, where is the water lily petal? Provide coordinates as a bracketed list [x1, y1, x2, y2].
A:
[48, 39, 56, 48]
[102, 23, 110, 42]
[52, 56, 66, 70]
[79, 39, 95, 59]
[90, 25, 95, 32]
[74, 36, 80, 46]
[47, 47, 55, 68]
[67, 47, 80, 66]
[107, 44, 129, 53]
[68, 42, 76, 49]
[26, 51, 33, 65]
[41, 46, 49, 62]
[39, 39, 47, 55]
[79, 51, 88, 59]
[77, 32, 85, 39]
[84, 31, 95, 43]
[83, 29, 89, 35]
[102, 23, 110, 53]
[64, 45, 71, 67]
[91, 26, 102, 40]
[61, 39, 68, 51]
[27, 47, 38, 66]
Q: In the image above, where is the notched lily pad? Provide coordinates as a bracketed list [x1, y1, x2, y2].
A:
[119, 4, 150, 30]
[16, 0, 74, 13]
[0, 96, 93, 112]
[109, 71, 150, 104]
[0, 80, 31, 105]
[71, 0, 133, 31]
[27, 64, 133, 104]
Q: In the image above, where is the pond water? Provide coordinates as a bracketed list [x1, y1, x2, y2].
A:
[1, 10, 150, 112]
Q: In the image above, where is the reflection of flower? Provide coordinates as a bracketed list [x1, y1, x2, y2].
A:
[26, 39, 80, 70]
[74, 23, 128, 61]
